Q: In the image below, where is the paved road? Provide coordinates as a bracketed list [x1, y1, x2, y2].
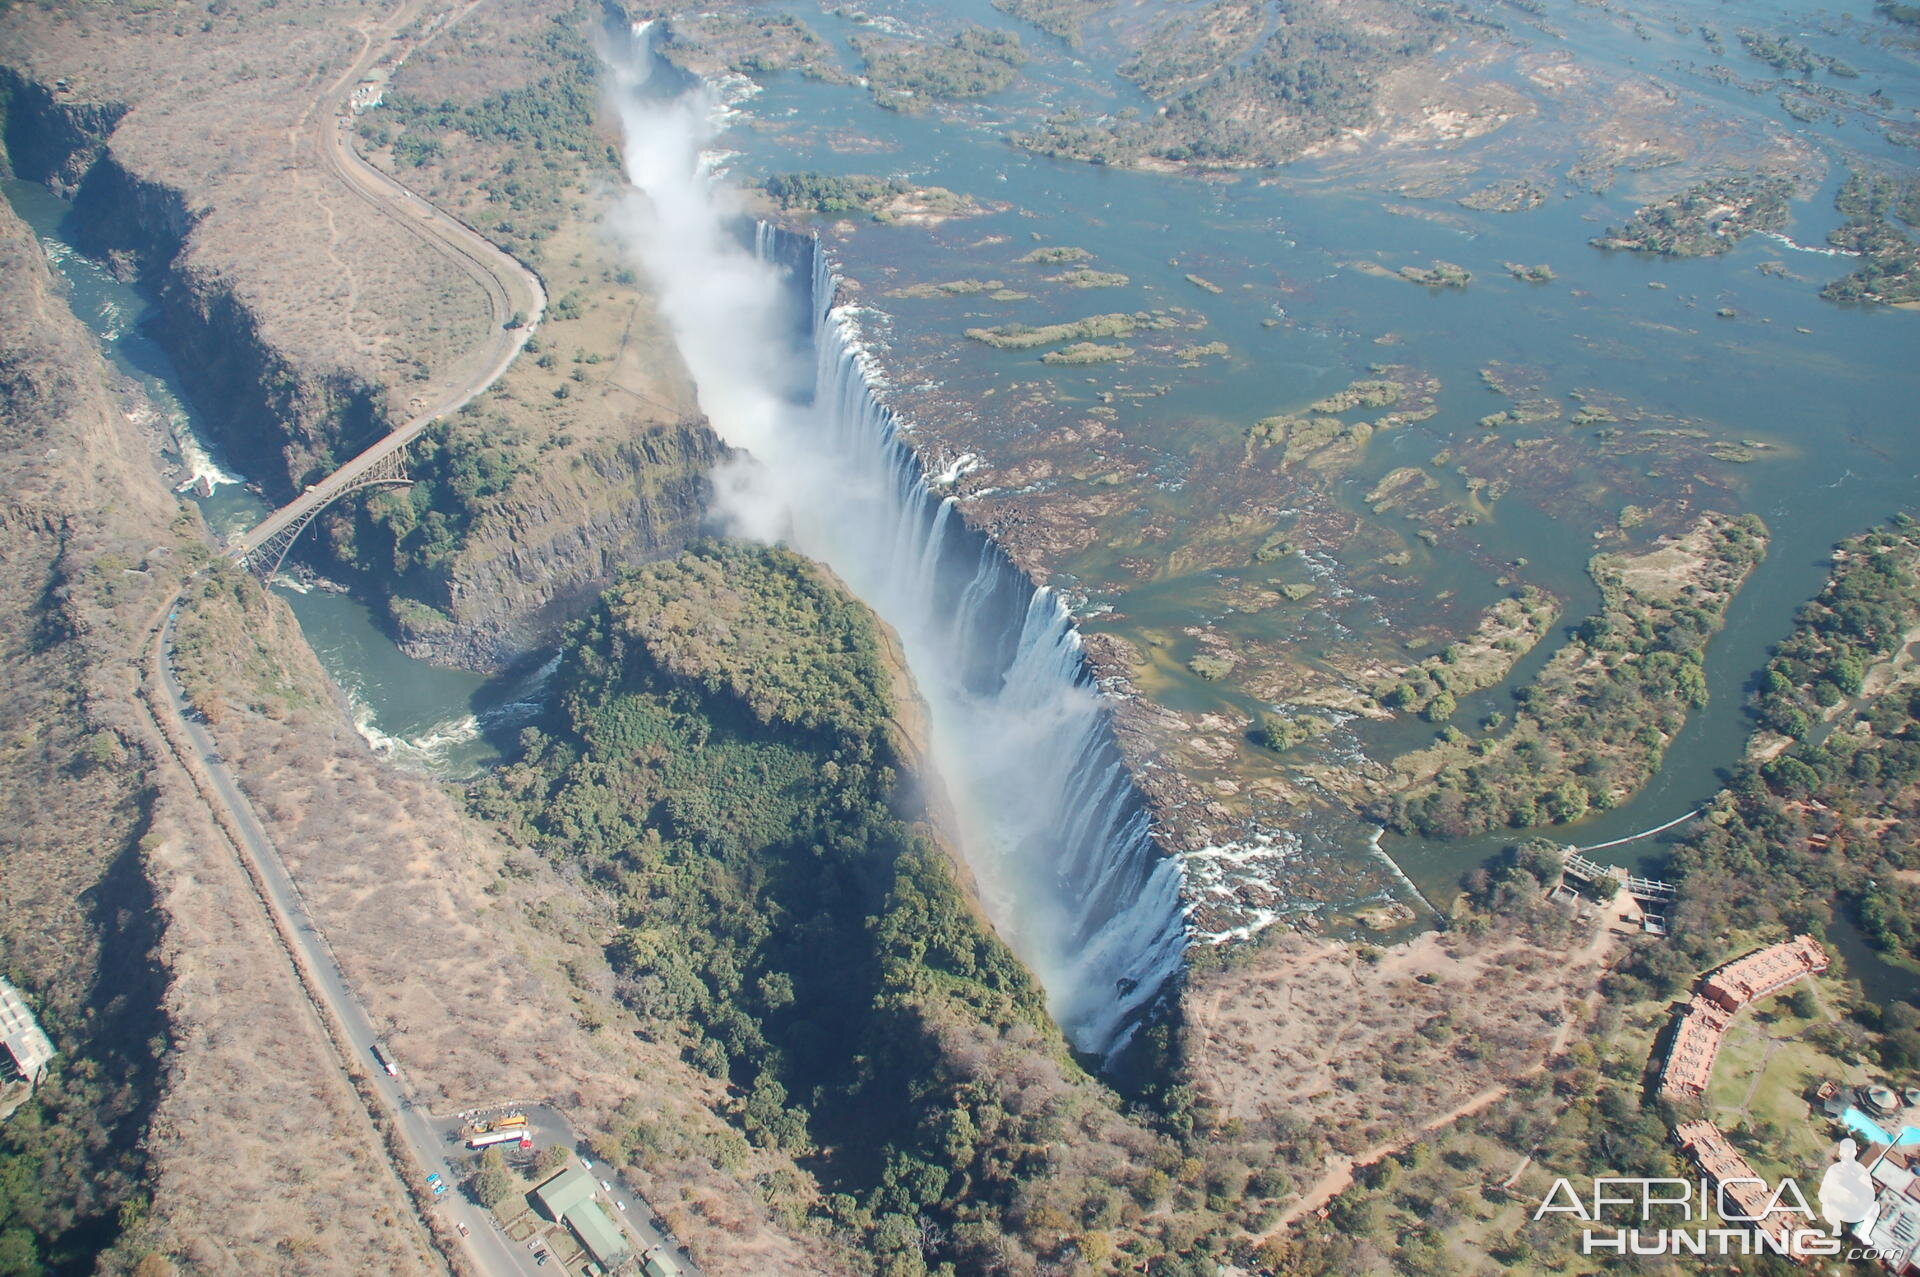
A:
[167, 6, 692, 1270]
[231, 0, 546, 567]
[445, 1103, 703, 1274]
[152, 606, 537, 1276]
[154, 604, 697, 1276]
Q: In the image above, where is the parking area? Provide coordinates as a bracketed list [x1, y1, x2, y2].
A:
[455, 1124, 693, 1277]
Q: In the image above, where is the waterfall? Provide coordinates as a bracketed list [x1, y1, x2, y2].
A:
[605, 29, 1188, 1059]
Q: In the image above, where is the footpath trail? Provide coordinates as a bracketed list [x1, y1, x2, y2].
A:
[1268, 892, 1641, 1233]
[233, 0, 546, 566]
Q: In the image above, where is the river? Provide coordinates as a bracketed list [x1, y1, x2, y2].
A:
[4, 177, 533, 777]
[14, 0, 1920, 936]
[683, 0, 1920, 917]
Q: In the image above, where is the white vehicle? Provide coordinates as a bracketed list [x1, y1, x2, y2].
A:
[468, 1128, 532, 1150]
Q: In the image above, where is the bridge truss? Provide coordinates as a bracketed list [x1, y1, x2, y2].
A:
[242, 448, 415, 580]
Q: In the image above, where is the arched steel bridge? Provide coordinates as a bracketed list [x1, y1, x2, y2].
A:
[227, 0, 543, 580]
[231, 446, 416, 580]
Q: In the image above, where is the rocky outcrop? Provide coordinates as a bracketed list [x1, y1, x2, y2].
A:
[0, 67, 125, 192]
[399, 421, 726, 669]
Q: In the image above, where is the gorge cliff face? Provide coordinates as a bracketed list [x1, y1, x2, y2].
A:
[0, 68, 125, 193]
[0, 57, 724, 672]
[3, 91, 392, 497]
[400, 423, 725, 668]
[72, 150, 394, 492]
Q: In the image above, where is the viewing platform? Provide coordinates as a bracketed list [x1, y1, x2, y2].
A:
[1562, 852, 1677, 905]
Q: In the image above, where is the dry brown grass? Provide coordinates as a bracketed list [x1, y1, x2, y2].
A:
[339, 0, 719, 664]
[0, 194, 446, 1273]
[1187, 923, 1603, 1158]
[0, 0, 491, 415]
[0, 197, 184, 1262]
[174, 577, 851, 1273]
[11, 0, 718, 661]
[366, 0, 700, 438]
[131, 787, 445, 1276]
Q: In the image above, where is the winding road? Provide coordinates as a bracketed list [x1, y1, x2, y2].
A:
[231, 0, 546, 568]
[143, 4, 696, 1274]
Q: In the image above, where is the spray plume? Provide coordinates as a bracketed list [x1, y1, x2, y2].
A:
[603, 28, 1186, 1058]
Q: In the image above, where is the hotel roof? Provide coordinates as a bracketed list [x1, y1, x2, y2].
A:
[1702, 935, 1829, 1011]
[1674, 1120, 1799, 1251]
[1659, 997, 1733, 1100]
[0, 980, 53, 1085]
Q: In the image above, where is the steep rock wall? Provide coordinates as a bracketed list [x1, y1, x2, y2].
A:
[0, 191, 177, 1274]
[0, 67, 126, 192]
[4, 65, 721, 670]
[401, 422, 724, 668]
[66, 149, 390, 494]
[0, 73, 391, 497]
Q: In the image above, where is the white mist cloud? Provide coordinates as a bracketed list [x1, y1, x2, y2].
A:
[603, 43, 803, 544]
[599, 29, 1188, 1058]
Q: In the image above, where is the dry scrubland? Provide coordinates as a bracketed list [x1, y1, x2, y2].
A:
[0, 0, 492, 432]
[167, 575, 845, 1272]
[323, 0, 722, 665]
[3, 0, 718, 669]
[132, 779, 444, 1277]
[0, 199, 439, 1273]
[1188, 922, 1601, 1157]
[0, 193, 183, 1273]
[0, 5, 1830, 1275]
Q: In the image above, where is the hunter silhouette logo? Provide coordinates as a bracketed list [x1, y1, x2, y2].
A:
[1819, 1138, 1876, 1234]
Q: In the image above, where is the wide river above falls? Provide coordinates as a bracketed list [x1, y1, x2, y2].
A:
[14, 0, 1920, 926]
[695, 0, 1920, 914]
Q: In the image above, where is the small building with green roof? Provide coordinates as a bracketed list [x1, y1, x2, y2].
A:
[532, 1164, 631, 1269]
[532, 1164, 596, 1220]
[566, 1201, 630, 1269]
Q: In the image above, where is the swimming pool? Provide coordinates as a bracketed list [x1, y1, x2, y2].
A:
[1842, 1107, 1920, 1146]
